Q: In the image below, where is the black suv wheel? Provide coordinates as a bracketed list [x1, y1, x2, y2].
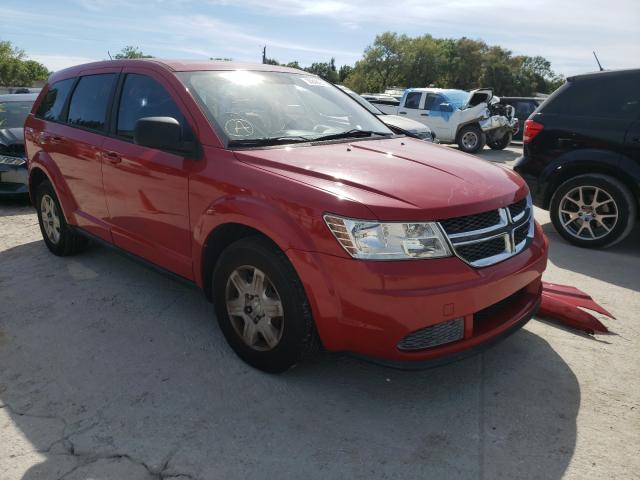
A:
[550, 174, 636, 248]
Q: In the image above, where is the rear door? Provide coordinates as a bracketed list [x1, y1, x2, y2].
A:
[101, 69, 197, 279]
[45, 69, 119, 241]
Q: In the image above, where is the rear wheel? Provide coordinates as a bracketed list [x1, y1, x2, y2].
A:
[35, 181, 88, 256]
[488, 131, 512, 150]
[457, 125, 486, 154]
[550, 174, 636, 248]
[212, 236, 320, 373]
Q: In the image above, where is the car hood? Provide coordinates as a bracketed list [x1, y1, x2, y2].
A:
[464, 88, 493, 109]
[0, 128, 25, 157]
[234, 137, 528, 220]
[378, 114, 430, 134]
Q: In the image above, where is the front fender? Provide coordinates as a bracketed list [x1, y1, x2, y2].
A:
[192, 194, 324, 288]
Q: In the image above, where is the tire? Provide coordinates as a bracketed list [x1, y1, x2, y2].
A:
[488, 132, 512, 150]
[457, 125, 486, 154]
[550, 174, 636, 248]
[212, 236, 320, 373]
[35, 180, 89, 256]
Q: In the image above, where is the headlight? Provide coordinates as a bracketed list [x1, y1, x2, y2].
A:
[324, 214, 451, 260]
[0, 154, 26, 166]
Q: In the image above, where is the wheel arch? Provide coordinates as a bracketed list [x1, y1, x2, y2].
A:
[542, 152, 640, 212]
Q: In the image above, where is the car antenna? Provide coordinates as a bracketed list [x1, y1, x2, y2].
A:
[593, 51, 604, 71]
[107, 51, 113, 60]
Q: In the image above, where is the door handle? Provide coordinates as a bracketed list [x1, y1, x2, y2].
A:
[420, 113, 429, 116]
[398, 111, 407, 115]
[103, 151, 122, 164]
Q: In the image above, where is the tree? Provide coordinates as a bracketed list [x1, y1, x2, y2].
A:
[114, 46, 153, 59]
[304, 58, 339, 83]
[0, 40, 49, 86]
[343, 31, 562, 96]
[338, 64, 353, 82]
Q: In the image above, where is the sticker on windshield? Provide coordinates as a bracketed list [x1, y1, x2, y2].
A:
[300, 76, 327, 86]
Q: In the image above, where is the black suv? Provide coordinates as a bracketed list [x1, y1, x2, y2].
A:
[515, 69, 640, 248]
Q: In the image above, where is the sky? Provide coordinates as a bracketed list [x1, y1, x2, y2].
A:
[3, 0, 639, 77]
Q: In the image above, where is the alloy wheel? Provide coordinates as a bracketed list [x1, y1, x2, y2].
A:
[225, 265, 284, 351]
[558, 185, 618, 240]
[40, 194, 61, 244]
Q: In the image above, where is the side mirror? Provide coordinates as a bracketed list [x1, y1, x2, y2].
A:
[439, 103, 453, 113]
[134, 116, 196, 156]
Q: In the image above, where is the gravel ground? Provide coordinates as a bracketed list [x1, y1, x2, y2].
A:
[1, 144, 639, 479]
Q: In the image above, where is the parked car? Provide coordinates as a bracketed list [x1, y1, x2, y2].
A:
[26, 60, 548, 372]
[0, 93, 38, 196]
[373, 88, 518, 153]
[515, 68, 640, 248]
[499, 97, 544, 140]
[337, 85, 435, 141]
[360, 93, 400, 107]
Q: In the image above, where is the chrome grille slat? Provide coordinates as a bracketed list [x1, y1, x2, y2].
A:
[438, 196, 534, 268]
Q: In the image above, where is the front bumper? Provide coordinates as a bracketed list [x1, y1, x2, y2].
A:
[0, 164, 28, 195]
[287, 222, 548, 365]
[479, 115, 518, 134]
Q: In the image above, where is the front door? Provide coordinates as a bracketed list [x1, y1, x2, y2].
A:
[101, 70, 198, 280]
[421, 93, 453, 141]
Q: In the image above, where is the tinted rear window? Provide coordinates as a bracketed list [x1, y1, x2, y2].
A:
[544, 73, 640, 119]
[36, 78, 75, 121]
[404, 92, 422, 109]
[67, 74, 116, 131]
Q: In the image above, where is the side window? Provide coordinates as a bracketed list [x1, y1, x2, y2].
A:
[67, 74, 116, 131]
[404, 92, 422, 109]
[514, 101, 536, 119]
[35, 78, 75, 121]
[547, 75, 640, 120]
[422, 94, 437, 111]
[117, 74, 190, 140]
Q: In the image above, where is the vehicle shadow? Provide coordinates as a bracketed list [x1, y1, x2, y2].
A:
[0, 196, 33, 217]
[541, 219, 640, 291]
[0, 240, 579, 480]
[476, 145, 522, 163]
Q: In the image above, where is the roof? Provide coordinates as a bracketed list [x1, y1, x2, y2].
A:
[49, 59, 306, 83]
[568, 68, 640, 82]
[0, 93, 39, 102]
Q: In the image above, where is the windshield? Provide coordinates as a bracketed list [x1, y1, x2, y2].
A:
[0, 101, 33, 129]
[442, 90, 471, 110]
[178, 71, 393, 146]
[337, 85, 383, 115]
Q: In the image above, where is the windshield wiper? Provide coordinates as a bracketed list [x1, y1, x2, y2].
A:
[228, 136, 312, 147]
[310, 129, 393, 142]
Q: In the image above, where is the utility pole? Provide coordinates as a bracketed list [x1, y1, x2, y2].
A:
[262, 46, 266, 64]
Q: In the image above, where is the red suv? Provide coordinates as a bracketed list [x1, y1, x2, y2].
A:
[25, 60, 548, 372]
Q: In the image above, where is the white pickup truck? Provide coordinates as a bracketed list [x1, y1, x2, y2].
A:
[373, 88, 518, 153]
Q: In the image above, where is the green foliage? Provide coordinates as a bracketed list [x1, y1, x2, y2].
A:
[344, 32, 563, 96]
[114, 46, 153, 59]
[0, 40, 49, 87]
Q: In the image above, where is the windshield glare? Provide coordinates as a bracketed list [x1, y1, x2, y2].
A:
[0, 101, 32, 129]
[178, 71, 393, 145]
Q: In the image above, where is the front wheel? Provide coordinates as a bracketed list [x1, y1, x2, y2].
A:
[550, 174, 636, 248]
[457, 125, 486, 154]
[488, 131, 512, 150]
[212, 237, 320, 373]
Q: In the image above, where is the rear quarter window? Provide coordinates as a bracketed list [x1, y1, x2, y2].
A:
[67, 74, 117, 131]
[36, 78, 75, 121]
[544, 74, 640, 120]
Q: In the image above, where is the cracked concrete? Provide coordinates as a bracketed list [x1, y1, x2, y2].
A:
[1, 147, 639, 479]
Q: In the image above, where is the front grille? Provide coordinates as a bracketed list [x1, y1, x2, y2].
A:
[509, 198, 527, 220]
[440, 209, 501, 235]
[456, 236, 507, 263]
[475, 288, 527, 323]
[397, 317, 464, 351]
[0, 144, 25, 157]
[513, 223, 529, 245]
[438, 196, 534, 268]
